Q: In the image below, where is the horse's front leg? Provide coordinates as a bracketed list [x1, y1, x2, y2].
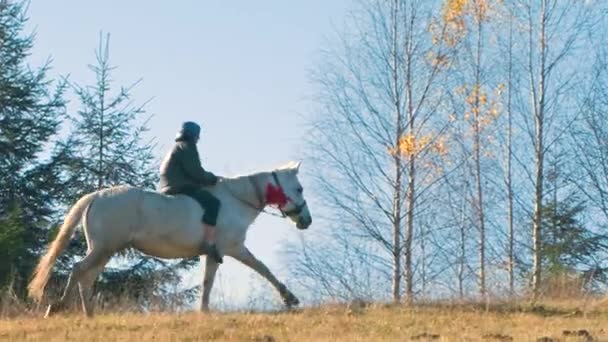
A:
[229, 247, 300, 308]
[200, 255, 220, 312]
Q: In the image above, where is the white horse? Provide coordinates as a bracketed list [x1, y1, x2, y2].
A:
[28, 161, 311, 317]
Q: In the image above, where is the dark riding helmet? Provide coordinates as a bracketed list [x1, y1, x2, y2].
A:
[175, 121, 201, 142]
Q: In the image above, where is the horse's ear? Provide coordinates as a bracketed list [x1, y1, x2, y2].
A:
[294, 160, 302, 173]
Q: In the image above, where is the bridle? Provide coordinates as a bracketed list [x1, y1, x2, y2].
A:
[223, 172, 307, 219]
[270, 172, 307, 218]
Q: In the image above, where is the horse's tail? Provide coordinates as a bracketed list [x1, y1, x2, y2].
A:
[28, 192, 97, 302]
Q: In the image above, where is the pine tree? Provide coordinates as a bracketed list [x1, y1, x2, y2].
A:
[0, 0, 67, 295]
[539, 197, 608, 296]
[55, 33, 197, 309]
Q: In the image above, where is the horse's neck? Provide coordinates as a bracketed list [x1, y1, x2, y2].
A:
[222, 172, 270, 209]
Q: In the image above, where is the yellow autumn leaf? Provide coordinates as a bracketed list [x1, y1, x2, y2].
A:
[390, 133, 449, 158]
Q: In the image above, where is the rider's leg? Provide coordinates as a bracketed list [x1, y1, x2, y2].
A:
[203, 223, 216, 244]
[202, 223, 219, 262]
[190, 189, 222, 263]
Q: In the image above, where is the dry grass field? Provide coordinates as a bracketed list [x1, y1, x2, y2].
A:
[1, 300, 607, 341]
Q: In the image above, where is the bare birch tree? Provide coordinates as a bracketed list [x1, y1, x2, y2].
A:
[286, 0, 454, 303]
[441, 0, 505, 297]
[512, 0, 595, 297]
[504, 10, 516, 297]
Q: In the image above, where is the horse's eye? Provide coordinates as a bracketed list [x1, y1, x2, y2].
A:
[297, 187, 303, 194]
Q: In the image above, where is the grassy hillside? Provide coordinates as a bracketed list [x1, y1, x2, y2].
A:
[1, 301, 607, 341]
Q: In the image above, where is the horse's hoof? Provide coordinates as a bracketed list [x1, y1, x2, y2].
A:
[283, 292, 300, 308]
[278, 284, 300, 308]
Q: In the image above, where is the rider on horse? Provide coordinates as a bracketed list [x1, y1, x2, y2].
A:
[159, 121, 223, 263]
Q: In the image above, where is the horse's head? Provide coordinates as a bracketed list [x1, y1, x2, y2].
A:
[268, 161, 312, 230]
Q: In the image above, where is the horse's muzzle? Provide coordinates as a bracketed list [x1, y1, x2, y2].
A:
[296, 216, 312, 230]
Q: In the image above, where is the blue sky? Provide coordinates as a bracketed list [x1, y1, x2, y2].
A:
[25, 1, 352, 308]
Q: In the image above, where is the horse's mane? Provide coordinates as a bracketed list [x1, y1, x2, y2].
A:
[223, 161, 300, 181]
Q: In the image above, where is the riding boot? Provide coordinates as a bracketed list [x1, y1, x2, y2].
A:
[201, 223, 223, 264]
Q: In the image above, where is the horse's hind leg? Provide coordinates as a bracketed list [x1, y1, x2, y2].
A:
[45, 249, 107, 318]
[78, 254, 110, 317]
